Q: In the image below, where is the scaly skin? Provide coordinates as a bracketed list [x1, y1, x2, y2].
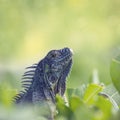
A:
[14, 47, 73, 105]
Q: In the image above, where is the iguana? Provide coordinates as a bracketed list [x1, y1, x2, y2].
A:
[14, 47, 73, 105]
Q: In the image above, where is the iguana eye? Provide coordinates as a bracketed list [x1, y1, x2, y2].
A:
[49, 50, 59, 58]
[47, 50, 61, 59]
[51, 53, 57, 58]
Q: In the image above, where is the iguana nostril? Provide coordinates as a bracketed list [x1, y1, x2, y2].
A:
[61, 47, 70, 53]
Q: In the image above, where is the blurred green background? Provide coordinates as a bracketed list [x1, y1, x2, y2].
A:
[0, 0, 120, 105]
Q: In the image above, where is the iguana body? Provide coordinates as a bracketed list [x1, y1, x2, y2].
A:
[14, 47, 73, 105]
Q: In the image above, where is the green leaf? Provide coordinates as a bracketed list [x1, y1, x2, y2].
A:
[110, 55, 120, 93]
[69, 96, 84, 111]
[99, 84, 120, 110]
[56, 95, 74, 120]
[67, 84, 86, 100]
[69, 96, 94, 120]
[83, 84, 103, 105]
[93, 96, 112, 120]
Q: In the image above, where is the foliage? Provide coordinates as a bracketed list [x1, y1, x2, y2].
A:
[1, 64, 120, 120]
[99, 84, 120, 111]
[0, 0, 120, 120]
[110, 55, 120, 93]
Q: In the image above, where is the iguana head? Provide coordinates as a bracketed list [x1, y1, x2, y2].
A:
[44, 47, 73, 86]
[46, 47, 73, 67]
[46, 47, 73, 72]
